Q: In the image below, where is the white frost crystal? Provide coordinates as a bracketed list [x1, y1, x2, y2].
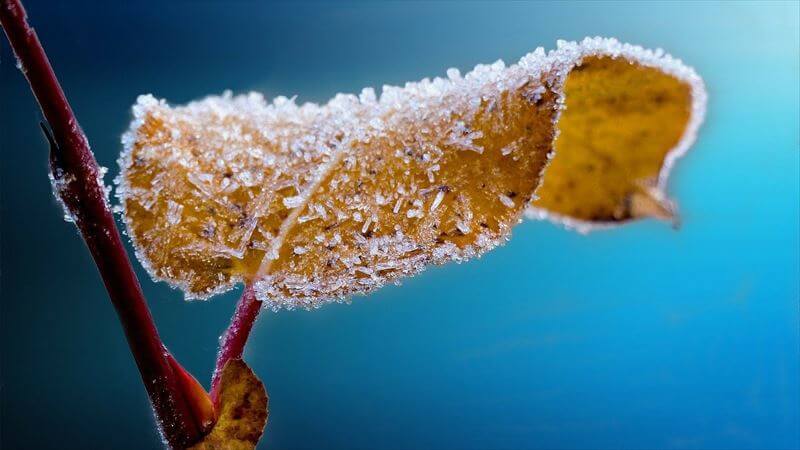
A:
[498, 194, 515, 208]
[49, 166, 78, 223]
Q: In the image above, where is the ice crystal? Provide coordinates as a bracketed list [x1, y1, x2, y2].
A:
[49, 166, 77, 223]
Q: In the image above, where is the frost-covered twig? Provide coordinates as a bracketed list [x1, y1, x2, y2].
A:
[0, 1, 212, 447]
[210, 284, 262, 403]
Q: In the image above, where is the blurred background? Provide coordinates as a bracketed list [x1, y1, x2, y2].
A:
[1, 1, 798, 449]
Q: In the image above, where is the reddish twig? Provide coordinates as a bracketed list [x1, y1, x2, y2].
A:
[210, 284, 263, 403]
[0, 1, 212, 447]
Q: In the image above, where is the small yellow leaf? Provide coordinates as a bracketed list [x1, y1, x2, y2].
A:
[189, 359, 268, 450]
[529, 55, 695, 228]
[117, 37, 705, 307]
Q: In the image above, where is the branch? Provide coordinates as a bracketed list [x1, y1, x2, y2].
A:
[210, 284, 263, 403]
[0, 1, 212, 447]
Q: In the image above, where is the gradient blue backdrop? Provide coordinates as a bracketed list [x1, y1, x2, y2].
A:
[2, 2, 798, 449]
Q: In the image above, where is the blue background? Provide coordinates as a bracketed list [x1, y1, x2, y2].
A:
[2, 2, 798, 449]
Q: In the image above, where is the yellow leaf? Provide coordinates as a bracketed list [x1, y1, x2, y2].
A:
[529, 54, 698, 230]
[189, 359, 268, 450]
[117, 37, 705, 307]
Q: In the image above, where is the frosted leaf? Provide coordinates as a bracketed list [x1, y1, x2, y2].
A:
[117, 37, 705, 307]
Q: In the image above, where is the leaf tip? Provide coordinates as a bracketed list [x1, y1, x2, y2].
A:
[629, 187, 678, 226]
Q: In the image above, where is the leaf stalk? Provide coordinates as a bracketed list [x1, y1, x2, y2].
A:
[0, 1, 212, 447]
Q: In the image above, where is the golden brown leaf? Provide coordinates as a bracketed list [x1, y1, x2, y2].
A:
[529, 55, 693, 228]
[189, 359, 268, 450]
[117, 38, 705, 307]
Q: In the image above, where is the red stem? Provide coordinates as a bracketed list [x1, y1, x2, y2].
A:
[210, 284, 263, 402]
[0, 1, 208, 447]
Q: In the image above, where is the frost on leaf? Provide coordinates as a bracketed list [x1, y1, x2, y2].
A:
[117, 37, 705, 308]
[189, 359, 267, 450]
